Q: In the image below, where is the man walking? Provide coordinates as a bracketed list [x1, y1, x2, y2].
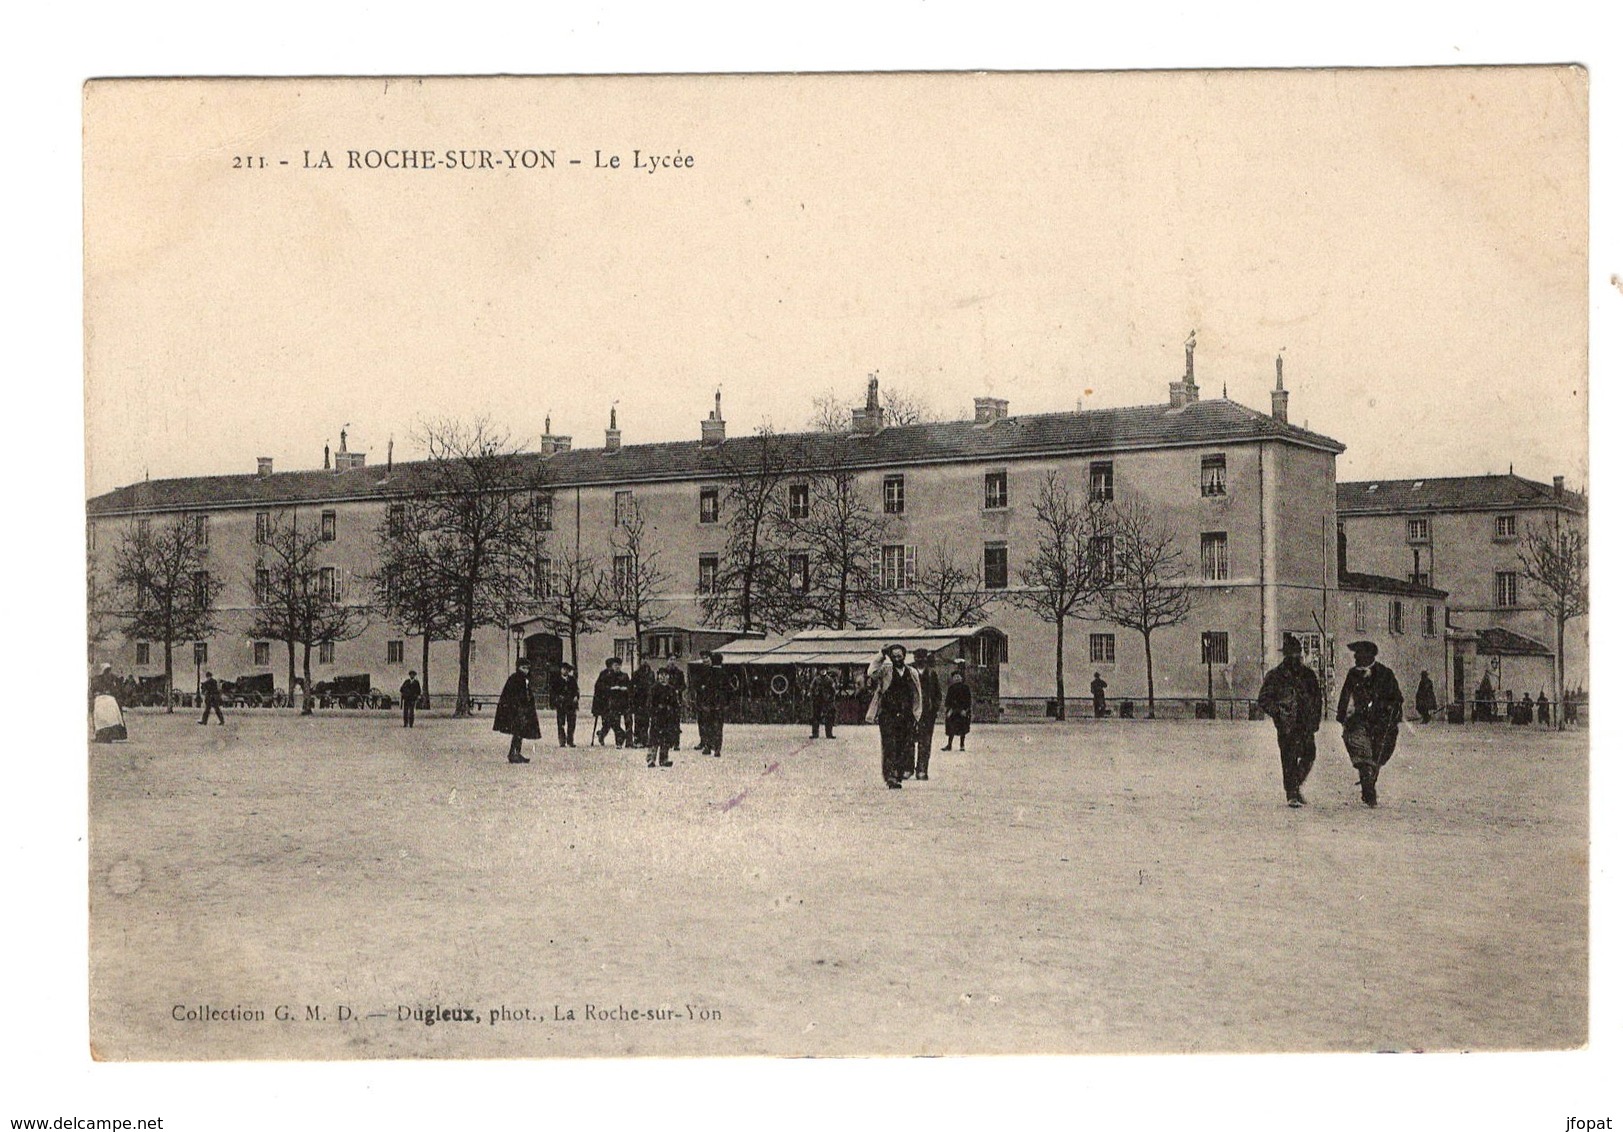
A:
[867, 644, 922, 790]
[494, 657, 541, 764]
[399, 670, 422, 728]
[1257, 634, 1323, 807]
[198, 671, 225, 725]
[913, 649, 942, 781]
[694, 652, 727, 757]
[551, 662, 580, 747]
[809, 668, 839, 739]
[1335, 640, 1404, 807]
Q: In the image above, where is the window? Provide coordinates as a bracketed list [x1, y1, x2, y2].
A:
[388, 504, 406, 536]
[1289, 632, 1324, 669]
[1407, 517, 1430, 543]
[1495, 571, 1519, 608]
[786, 553, 809, 593]
[1201, 454, 1227, 497]
[788, 482, 810, 520]
[614, 490, 634, 526]
[192, 570, 211, 605]
[87, 522, 96, 553]
[1354, 596, 1367, 632]
[534, 556, 553, 600]
[613, 554, 633, 593]
[193, 641, 208, 665]
[699, 487, 720, 524]
[318, 641, 335, 665]
[533, 492, 553, 531]
[1200, 532, 1229, 582]
[194, 514, 209, 549]
[1424, 604, 1437, 637]
[649, 634, 682, 659]
[984, 471, 1008, 510]
[254, 641, 271, 666]
[255, 511, 270, 543]
[1201, 631, 1230, 665]
[983, 543, 1008, 590]
[1495, 515, 1518, 541]
[319, 566, 339, 601]
[254, 567, 270, 604]
[135, 642, 151, 666]
[879, 544, 917, 590]
[1389, 600, 1405, 634]
[1089, 536, 1115, 585]
[1410, 571, 1431, 588]
[1090, 633, 1116, 664]
[698, 555, 719, 593]
[321, 510, 337, 541]
[614, 639, 636, 665]
[136, 518, 151, 540]
[387, 640, 404, 665]
[382, 565, 401, 607]
[1090, 461, 1114, 502]
[883, 475, 906, 514]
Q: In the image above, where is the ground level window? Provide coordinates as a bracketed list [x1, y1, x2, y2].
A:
[253, 641, 271, 666]
[387, 640, 405, 664]
[135, 642, 151, 665]
[1089, 633, 1116, 664]
[318, 641, 335, 665]
[1200, 631, 1229, 665]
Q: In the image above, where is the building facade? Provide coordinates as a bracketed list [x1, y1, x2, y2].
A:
[87, 361, 1348, 714]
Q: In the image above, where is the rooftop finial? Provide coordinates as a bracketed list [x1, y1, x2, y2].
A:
[339, 425, 349, 453]
[609, 404, 617, 430]
[1276, 351, 1285, 390]
[544, 412, 552, 435]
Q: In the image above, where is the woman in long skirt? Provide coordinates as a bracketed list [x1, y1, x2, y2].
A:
[941, 670, 972, 751]
[90, 663, 127, 743]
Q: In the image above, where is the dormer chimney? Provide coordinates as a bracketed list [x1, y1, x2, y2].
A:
[1271, 354, 1289, 424]
[701, 388, 726, 446]
[851, 371, 883, 435]
[605, 405, 621, 452]
[1553, 475, 1565, 498]
[256, 457, 273, 477]
[973, 397, 1010, 423]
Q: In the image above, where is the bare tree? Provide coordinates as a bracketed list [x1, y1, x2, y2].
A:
[111, 515, 224, 711]
[370, 503, 458, 708]
[250, 510, 370, 713]
[410, 418, 551, 716]
[891, 538, 999, 629]
[1007, 471, 1111, 720]
[536, 544, 613, 672]
[1098, 498, 1194, 719]
[807, 380, 939, 432]
[87, 546, 114, 665]
[1519, 512, 1587, 729]
[702, 425, 796, 633]
[608, 501, 673, 666]
[775, 450, 893, 629]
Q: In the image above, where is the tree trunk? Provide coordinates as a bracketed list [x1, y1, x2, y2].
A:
[420, 633, 432, 710]
[1555, 614, 1566, 732]
[455, 628, 474, 717]
[300, 642, 314, 714]
[1142, 629, 1157, 719]
[163, 639, 175, 713]
[286, 639, 296, 709]
[1053, 617, 1066, 721]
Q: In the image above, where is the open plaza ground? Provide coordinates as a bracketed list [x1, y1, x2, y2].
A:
[87, 708, 1587, 1059]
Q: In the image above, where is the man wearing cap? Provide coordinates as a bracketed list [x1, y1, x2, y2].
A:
[912, 649, 942, 781]
[592, 657, 630, 748]
[399, 670, 422, 728]
[1335, 640, 1404, 807]
[550, 662, 580, 747]
[694, 651, 727, 757]
[867, 644, 923, 789]
[494, 657, 541, 763]
[1258, 634, 1323, 807]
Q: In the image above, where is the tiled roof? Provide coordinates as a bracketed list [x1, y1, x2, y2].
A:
[1474, 626, 1553, 658]
[87, 398, 1343, 516]
[1337, 474, 1584, 516]
[1337, 570, 1449, 599]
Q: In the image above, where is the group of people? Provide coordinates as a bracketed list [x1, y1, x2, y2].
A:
[865, 646, 974, 789]
[1470, 673, 1553, 726]
[1258, 636, 1404, 809]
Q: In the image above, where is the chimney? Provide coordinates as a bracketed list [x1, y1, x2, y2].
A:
[1170, 331, 1201, 409]
[386, 438, 393, 475]
[256, 457, 273, 477]
[1271, 354, 1289, 424]
[850, 372, 883, 435]
[605, 405, 621, 452]
[1553, 475, 1565, 498]
[701, 388, 726, 446]
[973, 397, 1010, 424]
[323, 443, 330, 470]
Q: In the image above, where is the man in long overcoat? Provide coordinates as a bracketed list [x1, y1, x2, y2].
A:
[1413, 671, 1438, 724]
[1336, 640, 1404, 807]
[592, 657, 630, 747]
[1257, 634, 1323, 807]
[809, 668, 839, 739]
[550, 662, 580, 747]
[494, 658, 541, 763]
[693, 652, 727, 757]
[630, 660, 656, 748]
[867, 644, 923, 790]
[912, 649, 943, 781]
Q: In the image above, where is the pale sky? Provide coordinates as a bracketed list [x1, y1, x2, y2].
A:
[84, 68, 1588, 496]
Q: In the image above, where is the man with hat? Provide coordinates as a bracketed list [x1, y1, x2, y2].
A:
[494, 657, 541, 763]
[693, 651, 727, 757]
[399, 670, 422, 728]
[867, 644, 923, 789]
[592, 656, 630, 748]
[1257, 634, 1323, 807]
[550, 662, 580, 747]
[1335, 640, 1404, 807]
[912, 648, 943, 781]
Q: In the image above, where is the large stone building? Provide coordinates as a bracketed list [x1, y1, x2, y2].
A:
[1336, 473, 1587, 707]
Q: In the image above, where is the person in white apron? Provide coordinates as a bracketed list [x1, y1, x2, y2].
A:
[90, 663, 127, 743]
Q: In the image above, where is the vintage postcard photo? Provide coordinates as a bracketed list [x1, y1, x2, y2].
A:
[82, 69, 1588, 1060]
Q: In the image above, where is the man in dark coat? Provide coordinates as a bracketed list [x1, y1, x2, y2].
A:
[592, 657, 629, 747]
[1474, 673, 1497, 722]
[809, 668, 839, 739]
[1090, 672, 1109, 718]
[198, 671, 225, 725]
[1537, 690, 1551, 726]
[661, 658, 687, 748]
[647, 667, 682, 768]
[399, 670, 422, 728]
[867, 644, 922, 789]
[1258, 634, 1323, 807]
[913, 649, 943, 781]
[693, 652, 727, 757]
[630, 660, 656, 747]
[550, 662, 580, 747]
[1336, 640, 1404, 807]
[1413, 671, 1437, 724]
[494, 658, 541, 763]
